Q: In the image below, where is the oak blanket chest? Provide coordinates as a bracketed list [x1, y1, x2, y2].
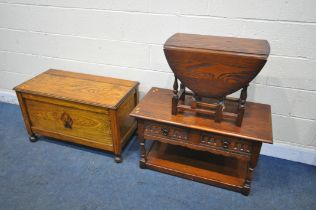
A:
[14, 69, 139, 162]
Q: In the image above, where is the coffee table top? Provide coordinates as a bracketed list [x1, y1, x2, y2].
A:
[130, 87, 273, 143]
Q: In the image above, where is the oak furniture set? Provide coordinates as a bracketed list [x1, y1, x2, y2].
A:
[15, 33, 272, 195]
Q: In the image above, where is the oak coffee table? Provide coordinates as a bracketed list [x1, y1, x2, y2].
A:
[130, 87, 273, 195]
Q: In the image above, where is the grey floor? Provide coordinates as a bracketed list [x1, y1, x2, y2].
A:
[0, 102, 315, 210]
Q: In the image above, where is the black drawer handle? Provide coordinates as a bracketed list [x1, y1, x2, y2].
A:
[222, 139, 230, 149]
[161, 128, 169, 136]
[61, 112, 73, 129]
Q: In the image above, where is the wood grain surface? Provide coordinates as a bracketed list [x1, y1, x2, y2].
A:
[25, 98, 113, 146]
[164, 33, 270, 98]
[14, 69, 139, 109]
[164, 33, 270, 56]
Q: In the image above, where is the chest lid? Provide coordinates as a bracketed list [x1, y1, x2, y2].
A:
[14, 69, 139, 109]
[164, 33, 270, 58]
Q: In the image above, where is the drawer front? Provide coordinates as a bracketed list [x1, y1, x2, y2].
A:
[143, 121, 252, 156]
[25, 98, 113, 146]
[144, 122, 189, 143]
[199, 133, 252, 155]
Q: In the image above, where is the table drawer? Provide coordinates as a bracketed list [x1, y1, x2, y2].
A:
[199, 133, 252, 155]
[144, 122, 189, 143]
[144, 121, 252, 156]
[25, 98, 113, 146]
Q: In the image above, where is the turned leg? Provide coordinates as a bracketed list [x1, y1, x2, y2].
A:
[172, 95, 179, 115]
[137, 120, 147, 169]
[191, 94, 197, 109]
[215, 98, 225, 123]
[28, 134, 38, 142]
[242, 142, 262, 195]
[179, 83, 186, 102]
[172, 75, 179, 115]
[242, 165, 253, 196]
[242, 155, 256, 196]
[236, 85, 249, 126]
[139, 138, 146, 169]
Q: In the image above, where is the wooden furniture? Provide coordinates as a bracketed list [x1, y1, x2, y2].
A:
[14, 69, 139, 163]
[130, 88, 273, 195]
[164, 33, 270, 126]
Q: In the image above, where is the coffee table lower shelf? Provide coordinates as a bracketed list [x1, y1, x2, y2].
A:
[142, 142, 249, 194]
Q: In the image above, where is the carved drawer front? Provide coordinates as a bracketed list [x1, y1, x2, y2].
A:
[200, 133, 252, 155]
[144, 122, 189, 142]
[25, 99, 113, 146]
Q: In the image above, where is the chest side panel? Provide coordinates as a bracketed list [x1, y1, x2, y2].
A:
[117, 89, 137, 142]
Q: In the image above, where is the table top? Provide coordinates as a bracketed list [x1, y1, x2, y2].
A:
[164, 33, 270, 57]
[130, 88, 273, 143]
[14, 69, 139, 109]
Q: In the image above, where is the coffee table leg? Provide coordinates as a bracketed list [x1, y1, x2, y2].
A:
[139, 138, 147, 169]
[242, 163, 253, 196]
[242, 142, 262, 195]
[137, 120, 147, 169]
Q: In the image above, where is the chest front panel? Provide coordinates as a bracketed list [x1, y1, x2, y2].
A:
[24, 95, 113, 147]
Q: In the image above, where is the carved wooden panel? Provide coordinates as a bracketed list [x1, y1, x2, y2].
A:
[200, 133, 252, 155]
[60, 112, 73, 129]
[144, 122, 189, 142]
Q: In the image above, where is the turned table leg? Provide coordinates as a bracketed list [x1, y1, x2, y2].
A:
[179, 83, 186, 102]
[215, 97, 225, 123]
[172, 75, 179, 115]
[242, 163, 254, 196]
[242, 142, 262, 195]
[236, 85, 249, 126]
[137, 120, 147, 169]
